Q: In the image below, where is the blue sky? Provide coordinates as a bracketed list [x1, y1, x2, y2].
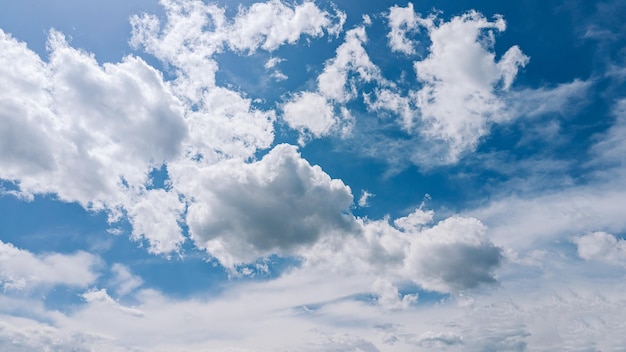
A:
[1, 0, 625, 350]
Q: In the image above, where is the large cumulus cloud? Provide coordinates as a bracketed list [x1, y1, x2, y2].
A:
[174, 144, 358, 268]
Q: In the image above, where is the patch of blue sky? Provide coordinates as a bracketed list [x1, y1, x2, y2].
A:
[0, 0, 162, 63]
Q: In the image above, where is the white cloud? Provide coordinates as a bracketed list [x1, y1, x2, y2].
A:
[411, 11, 529, 163]
[81, 289, 145, 318]
[174, 144, 357, 268]
[4, 251, 626, 351]
[303, 208, 502, 294]
[386, 2, 429, 55]
[466, 99, 626, 253]
[264, 57, 284, 70]
[358, 190, 374, 207]
[372, 278, 417, 311]
[0, 29, 186, 212]
[0, 240, 100, 291]
[317, 26, 381, 102]
[402, 215, 502, 292]
[127, 189, 186, 255]
[573, 232, 626, 267]
[282, 92, 336, 141]
[265, 57, 288, 81]
[226, 0, 345, 52]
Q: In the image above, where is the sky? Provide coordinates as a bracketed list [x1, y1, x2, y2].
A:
[0, 0, 625, 350]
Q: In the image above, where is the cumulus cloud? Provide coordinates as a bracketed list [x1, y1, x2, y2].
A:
[126, 189, 186, 255]
[282, 92, 337, 141]
[411, 11, 529, 162]
[0, 240, 100, 291]
[386, 2, 428, 55]
[372, 278, 417, 311]
[281, 23, 382, 141]
[226, 0, 345, 52]
[304, 208, 502, 294]
[174, 144, 357, 268]
[573, 232, 626, 266]
[0, 30, 186, 209]
[1, 0, 349, 258]
[317, 26, 381, 102]
[0, 28, 191, 253]
[402, 215, 502, 292]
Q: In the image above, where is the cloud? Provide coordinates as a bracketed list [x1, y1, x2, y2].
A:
[0, 240, 100, 291]
[282, 92, 337, 141]
[372, 278, 417, 311]
[402, 215, 502, 292]
[573, 232, 626, 267]
[317, 26, 382, 102]
[386, 2, 428, 55]
[126, 189, 186, 255]
[304, 208, 502, 294]
[505, 79, 591, 118]
[109, 264, 144, 297]
[175, 144, 357, 268]
[226, 0, 345, 52]
[590, 98, 626, 169]
[411, 11, 529, 163]
[1, 0, 347, 257]
[281, 24, 382, 141]
[0, 29, 186, 210]
[467, 99, 626, 253]
[4, 251, 626, 351]
[358, 190, 374, 207]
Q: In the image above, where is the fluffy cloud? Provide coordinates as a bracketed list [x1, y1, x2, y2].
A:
[402, 215, 502, 292]
[0, 29, 191, 253]
[281, 24, 381, 141]
[317, 26, 381, 102]
[0, 241, 100, 291]
[304, 208, 502, 294]
[1, 0, 349, 258]
[174, 144, 357, 268]
[0, 29, 186, 209]
[386, 2, 427, 55]
[411, 11, 529, 162]
[282, 92, 336, 141]
[573, 232, 626, 266]
[226, 0, 345, 52]
[372, 277, 418, 311]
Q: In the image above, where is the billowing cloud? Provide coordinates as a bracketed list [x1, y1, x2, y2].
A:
[281, 24, 381, 141]
[573, 232, 626, 266]
[304, 208, 502, 294]
[226, 0, 345, 52]
[411, 11, 529, 162]
[175, 144, 357, 268]
[0, 30, 186, 210]
[317, 26, 382, 103]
